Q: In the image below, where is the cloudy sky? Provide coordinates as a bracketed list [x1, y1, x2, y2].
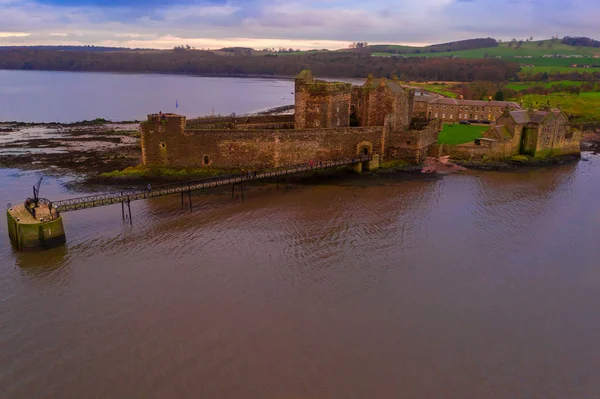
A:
[0, 0, 597, 50]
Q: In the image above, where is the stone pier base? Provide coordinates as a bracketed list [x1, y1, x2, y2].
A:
[350, 162, 363, 173]
[364, 154, 380, 171]
[6, 204, 66, 250]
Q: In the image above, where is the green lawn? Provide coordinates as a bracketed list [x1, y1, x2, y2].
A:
[438, 123, 489, 145]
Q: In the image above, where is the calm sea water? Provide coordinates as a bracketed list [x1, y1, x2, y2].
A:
[0, 70, 294, 122]
[1, 153, 600, 398]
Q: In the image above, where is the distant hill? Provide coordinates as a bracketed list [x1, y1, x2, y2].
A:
[0, 48, 518, 82]
[0, 45, 149, 52]
[369, 38, 600, 77]
[366, 38, 498, 55]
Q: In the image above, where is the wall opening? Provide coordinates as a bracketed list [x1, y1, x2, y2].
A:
[203, 155, 210, 165]
[159, 142, 166, 149]
[349, 111, 359, 127]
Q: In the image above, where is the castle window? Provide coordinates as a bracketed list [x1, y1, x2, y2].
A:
[442, 113, 446, 118]
[159, 142, 166, 149]
[450, 114, 453, 119]
[203, 155, 210, 165]
[406, 140, 412, 145]
[315, 120, 320, 127]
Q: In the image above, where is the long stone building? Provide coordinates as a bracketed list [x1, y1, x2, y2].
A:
[414, 93, 520, 123]
[140, 70, 441, 171]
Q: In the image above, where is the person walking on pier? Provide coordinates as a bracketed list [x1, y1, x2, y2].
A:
[147, 183, 152, 193]
[253, 170, 257, 179]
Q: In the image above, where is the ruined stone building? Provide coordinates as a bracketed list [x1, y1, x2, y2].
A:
[140, 70, 441, 171]
[439, 107, 581, 160]
[413, 94, 520, 123]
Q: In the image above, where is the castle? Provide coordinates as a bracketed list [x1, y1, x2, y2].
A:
[139, 70, 580, 171]
[140, 70, 440, 171]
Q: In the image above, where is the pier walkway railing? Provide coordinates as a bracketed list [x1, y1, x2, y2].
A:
[52, 156, 372, 213]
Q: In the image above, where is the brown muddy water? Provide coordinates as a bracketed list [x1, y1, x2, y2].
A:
[1, 155, 600, 398]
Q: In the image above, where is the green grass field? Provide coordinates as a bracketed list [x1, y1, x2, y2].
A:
[373, 41, 600, 74]
[519, 65, 598, 75]
[518, 92, 600, 121]
[375, 40, 600, 58]
[438, 123, 489, 145]
[505, 80, 588, 91]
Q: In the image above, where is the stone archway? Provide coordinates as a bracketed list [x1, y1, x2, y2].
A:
[354, 141, 378, 171]
[356, 141, 373, 157]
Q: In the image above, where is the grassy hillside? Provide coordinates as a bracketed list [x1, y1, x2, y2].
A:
[519, 92, 600, 122]
[371, 40, 600, 75]
[505, 80, 587, 91]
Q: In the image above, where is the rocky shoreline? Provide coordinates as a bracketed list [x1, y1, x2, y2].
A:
[0, 120, 141, 177]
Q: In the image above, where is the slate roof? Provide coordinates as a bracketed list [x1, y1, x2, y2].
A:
[427, 98, 459, 105]
[414, 94, 437, 102]
[484, 125, 512, 140]
[529, 111, 549, 124]
[459, 100, 520, 108]
[425, 98, 519, 108]
[510, 110, 530, 124]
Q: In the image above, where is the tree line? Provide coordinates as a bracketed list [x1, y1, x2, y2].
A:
[561, 36, 600, 48]
[0, 48, 519, 82]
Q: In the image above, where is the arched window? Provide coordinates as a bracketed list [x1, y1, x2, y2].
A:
[159, 142, 166, 149]
[203, 155, 210, 165]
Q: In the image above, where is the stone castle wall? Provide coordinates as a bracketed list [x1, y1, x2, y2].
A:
[141, 117, 385, 169]
[186, 114, 294, 130]
[140, 71, 442, 170]
[387, 119, 441, 162]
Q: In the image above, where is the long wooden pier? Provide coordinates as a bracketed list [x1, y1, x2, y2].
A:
[51, 156, 372, 213]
